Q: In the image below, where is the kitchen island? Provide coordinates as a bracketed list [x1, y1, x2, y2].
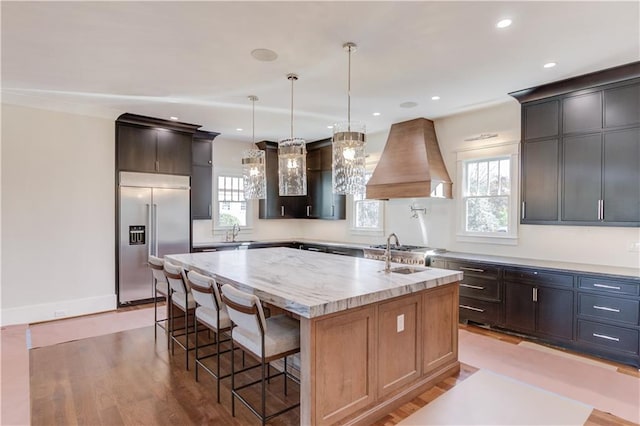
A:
[166, 247, 462, 425]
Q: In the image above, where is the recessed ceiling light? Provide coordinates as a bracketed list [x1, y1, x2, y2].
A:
[327, 125, 334, 129]
[399, 101, 418, 108]
[544, 62, 557, 68]
[251, 48, 278, 62]
[431, 96, 440, 101]
[170, 116, 179, 120]
[372, 112, 381, 116]
[496, 19, 512, 29]
[236, 128, 243, 132]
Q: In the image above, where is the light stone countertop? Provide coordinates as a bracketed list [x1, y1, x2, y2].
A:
[166, 247, 462, 319]
[432, 251, 640, 280]
[191, 238, 371, 250]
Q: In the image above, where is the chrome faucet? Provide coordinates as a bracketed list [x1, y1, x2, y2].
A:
[385, 233, 401, 273]
[231, 223, 240, 242]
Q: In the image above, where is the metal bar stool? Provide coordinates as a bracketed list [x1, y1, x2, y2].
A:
[187, 270, 233, 403]
[221, 284, 300, 425]
[148, 255, 170, 347]
[164, 261, 196, 370]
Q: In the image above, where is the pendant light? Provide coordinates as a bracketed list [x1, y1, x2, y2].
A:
[278, 73, 307, 196]
[332, 42, 366, 195]
[242, 95, 266, 199]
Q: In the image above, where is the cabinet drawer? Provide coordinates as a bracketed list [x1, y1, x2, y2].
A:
[459, 277, 501, 302]
[577, 320, 639, 356]
[447, 261, 500, 279]
[504, 268, 574, 287]
[579, 276, 639, 296]
[579, 294, 639, 325]
[459, 297, 501, 325]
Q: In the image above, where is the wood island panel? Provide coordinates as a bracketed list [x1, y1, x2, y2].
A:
[314, 306, 376, 425]
[423, 284, 459, 375]
[377, 294, 421, 397]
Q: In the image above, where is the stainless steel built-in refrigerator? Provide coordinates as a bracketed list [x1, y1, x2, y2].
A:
[118, 172, 190, 305]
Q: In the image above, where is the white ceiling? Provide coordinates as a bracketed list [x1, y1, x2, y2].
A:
[2, 1, 639, 143]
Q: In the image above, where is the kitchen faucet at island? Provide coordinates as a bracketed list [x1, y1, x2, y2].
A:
[226, 224, 240, 242]
[385, 233, 401, 273]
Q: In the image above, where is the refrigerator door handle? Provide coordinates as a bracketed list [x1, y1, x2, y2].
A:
[153, 203, 159, 256]
[146, 203, 152, 260]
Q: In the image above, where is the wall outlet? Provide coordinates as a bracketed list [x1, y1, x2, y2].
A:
[54, 310, 67, 318]
[397, 314, 405, 333]
[629, 242, 640, 253]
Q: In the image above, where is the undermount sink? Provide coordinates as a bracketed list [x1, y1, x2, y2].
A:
[385, 266, 429, 274]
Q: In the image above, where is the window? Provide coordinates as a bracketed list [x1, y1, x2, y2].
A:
[217, 175, 247, 227]
[463, 157, 510, 233]
[352, 173, 384, 233]
[456, 142, 519, 244]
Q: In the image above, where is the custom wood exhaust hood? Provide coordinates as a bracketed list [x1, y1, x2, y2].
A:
[366, 118, 453, 199]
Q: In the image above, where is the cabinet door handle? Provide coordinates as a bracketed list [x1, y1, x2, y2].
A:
[307, 247, 322, 252]
[202, 249, 217, 252]
[155, 160, 159, 172]
[593, 305, 621, 313]
[331, 250, 348, 256]
[592, 333, 619, 342]
[521, 201, 525, 220]
[593, 283, 621, 290]
[532, 287, 538, 302]
[307, 205, 311, 217]
[459, 267, 484, 273]
[459, 305, 485, 313]
[598, 199, 604, 221]
[331, 205, 335, 217]
[208, 204, 211, 216]
[460, 283, 485, 290]
[281, 206, 285, 217]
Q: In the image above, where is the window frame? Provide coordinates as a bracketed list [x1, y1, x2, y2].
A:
[350, 172, 385, 236]
[455, 142, 519, 245]
[213, 168, 253, 232]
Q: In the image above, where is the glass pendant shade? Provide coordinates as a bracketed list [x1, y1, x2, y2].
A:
[332, 121, 366, 195]
[278, 137, 307, 196]
[242, 149, 266, 199]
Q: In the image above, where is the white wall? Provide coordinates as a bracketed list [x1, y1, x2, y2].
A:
[1, 104, 116, 325]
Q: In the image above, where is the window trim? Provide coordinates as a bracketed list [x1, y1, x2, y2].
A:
[213, 168, 253, 232]
[455, 141, 519, 245]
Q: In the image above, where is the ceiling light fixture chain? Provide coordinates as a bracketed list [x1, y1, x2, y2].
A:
[287, 73, 298, 141]
[344, 42, 355, 130]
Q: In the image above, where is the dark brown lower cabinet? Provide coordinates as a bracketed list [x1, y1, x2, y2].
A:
[504, 276, 574, 341]
[505, 282, 537, 333]
[431, 253, 640, 367]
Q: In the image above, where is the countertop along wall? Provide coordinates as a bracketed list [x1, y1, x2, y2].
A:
[1, 103, 117, 325]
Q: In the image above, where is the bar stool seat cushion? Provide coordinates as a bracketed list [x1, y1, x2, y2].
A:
[233, 314, 299, 359]
[196, 305, 231, 331]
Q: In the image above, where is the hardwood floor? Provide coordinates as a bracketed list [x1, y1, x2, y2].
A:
[30, 323, 637, 425]
[30, 326, 299, 425]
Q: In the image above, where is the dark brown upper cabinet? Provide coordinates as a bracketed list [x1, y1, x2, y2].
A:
[524, 100, 559, 140]
[116, 113, 199, 176]
[562, 91, 602, 134]
[191, 130, 218, 220]
[512, 62, 640, 227]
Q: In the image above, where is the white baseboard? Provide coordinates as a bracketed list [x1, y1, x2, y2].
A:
[0, 294, 117, 326]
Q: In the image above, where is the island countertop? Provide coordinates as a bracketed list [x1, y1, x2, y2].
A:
[166, 247, 462, 319]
